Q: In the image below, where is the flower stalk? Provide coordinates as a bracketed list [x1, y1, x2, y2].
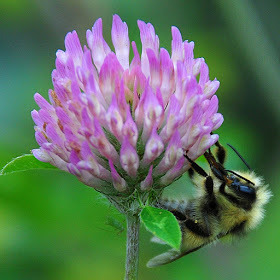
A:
[125, 213, 140, 280]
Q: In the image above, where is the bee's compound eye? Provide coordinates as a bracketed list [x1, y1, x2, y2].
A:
[238, 185, 255, 194]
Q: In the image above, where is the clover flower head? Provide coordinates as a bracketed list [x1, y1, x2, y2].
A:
[32, 15, 223, 196]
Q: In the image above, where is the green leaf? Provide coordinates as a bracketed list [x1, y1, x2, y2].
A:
[0, 154, 58, 175]
[140, 206, 181, 250]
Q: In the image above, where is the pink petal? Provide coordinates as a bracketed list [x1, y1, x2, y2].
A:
[171, 26, 183, 67]
[99, 53, 123, 105]
[34, 93, 53, 112]
[140, 165, 153, 191]
[65, 31, 83, 67]
[159, 48, 175, 106]
[109, 160, 127, 192]
[203, 78, 220, 99]
[120, 138, 139, 177]
[146, 48, 161, 90]
[122, 107, 138, 147]
[137, 20, 159, 77]
[141, 127, 164, 166]
[32, 148, 51, 162]
[111, 14, 130, 70]
[106, 94, 124, 141]
[154, 130, 183, 175]
[86, 18, 111, 72]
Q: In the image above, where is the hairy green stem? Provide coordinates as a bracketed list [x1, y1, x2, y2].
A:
[125, 214, 140, 280]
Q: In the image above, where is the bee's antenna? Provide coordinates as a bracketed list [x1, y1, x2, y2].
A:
[225, 170, 255, 185]
[227, 144, 251, 171]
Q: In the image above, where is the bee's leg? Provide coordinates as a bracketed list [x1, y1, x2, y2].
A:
[184, 153, 208, 177]
[188, 167, 195, 180]
[184, 216, 212, 238]
[208, 133, 226, 165]
[204, 175, 214, 195]
[214, 141, 226, 166]
[184, 152, 214, 196]
[184, 202, 213, 237]
[207, 141, 226, 166]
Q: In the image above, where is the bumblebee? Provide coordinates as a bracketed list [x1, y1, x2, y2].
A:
[147, 142, 271, 267]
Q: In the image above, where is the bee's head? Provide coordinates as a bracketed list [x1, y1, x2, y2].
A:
[219, 171, 258, 210]
[222, 171, 272, 228]
[228, 175, 256, 201]
[204, 144, 271, 212]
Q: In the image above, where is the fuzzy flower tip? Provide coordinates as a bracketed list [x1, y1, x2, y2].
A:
[32, 15, 223, 195]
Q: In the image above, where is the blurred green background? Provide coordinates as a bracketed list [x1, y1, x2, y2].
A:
[1, 0, 279, 279]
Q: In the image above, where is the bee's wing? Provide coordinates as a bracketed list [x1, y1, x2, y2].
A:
[146, 249, 183, 268]
[147, 241, 214, 267]
[150, 236, 167, 245]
